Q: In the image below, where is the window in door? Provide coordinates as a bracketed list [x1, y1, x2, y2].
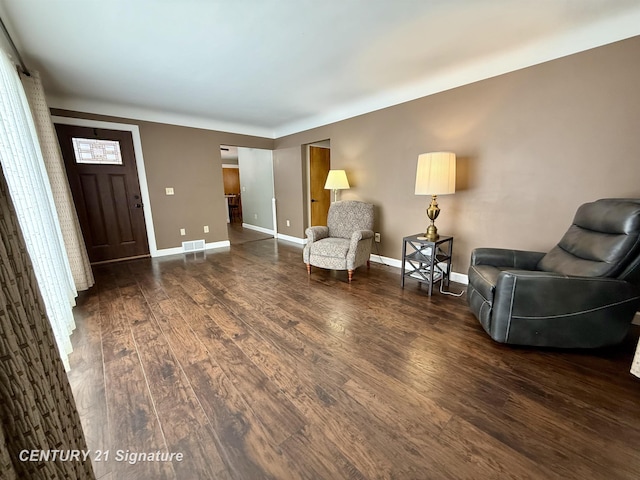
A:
[72, 138, 123, 165]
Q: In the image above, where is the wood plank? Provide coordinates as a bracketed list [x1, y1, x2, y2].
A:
[162, 266, 421, 476]
[103, 351, 175, 479]
[279, 424, 367, 480]
[145, 290, 300, 478]
[436, 415, 561, 479]
[67, 292, 110, 480]
[162, 280, 307, 446]
[181, 287, 401, 476]
[172, 266, 464, 477]
[120, 283, 231, 479]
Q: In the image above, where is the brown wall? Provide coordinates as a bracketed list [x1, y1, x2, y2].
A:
[274, 36, 640, 275]
[51, 109, 273, 250]
[273, 146, 307, 237]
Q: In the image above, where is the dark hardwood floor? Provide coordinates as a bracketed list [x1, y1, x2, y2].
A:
[227, 223, 273, 245]
[67, 238, 640, 479]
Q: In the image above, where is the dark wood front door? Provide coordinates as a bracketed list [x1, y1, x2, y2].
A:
[309, 145, 331, 226]
[55, 124, 149, 263]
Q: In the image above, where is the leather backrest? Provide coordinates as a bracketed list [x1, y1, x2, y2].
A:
[327, 201, 374, 239]
[538, 199, 640, 278]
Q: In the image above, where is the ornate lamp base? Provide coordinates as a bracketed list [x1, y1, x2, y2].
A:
[424, 194, 440, 241]
[424, 224, 439, 242]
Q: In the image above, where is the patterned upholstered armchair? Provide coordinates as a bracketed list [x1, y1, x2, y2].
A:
[303, 200, 374, 282]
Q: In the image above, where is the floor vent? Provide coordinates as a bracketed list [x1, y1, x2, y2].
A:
[182, 239, 206, 253]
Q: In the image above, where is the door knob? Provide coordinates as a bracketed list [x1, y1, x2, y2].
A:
[311, 199, 318, 203]
[134, 203, 143, 208]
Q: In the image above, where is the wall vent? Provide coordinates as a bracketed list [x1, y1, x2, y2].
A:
[182, 239, 206, 253]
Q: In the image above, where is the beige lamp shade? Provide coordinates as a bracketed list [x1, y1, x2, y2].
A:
[324, 170, 350, 190]
[415, 152, 456, 195]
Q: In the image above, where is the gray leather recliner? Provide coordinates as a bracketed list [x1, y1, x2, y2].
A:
[467, 198, 640, 348]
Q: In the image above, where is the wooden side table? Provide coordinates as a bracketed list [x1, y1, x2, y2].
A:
[401, 234, 453, 296]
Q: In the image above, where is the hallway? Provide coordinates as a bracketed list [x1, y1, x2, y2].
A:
[227, 223, 273, 245]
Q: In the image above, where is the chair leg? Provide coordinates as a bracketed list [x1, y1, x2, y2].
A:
[306, 264, 311, 275]
[348, 270, 353, 282]
[367, 260, 370, 269]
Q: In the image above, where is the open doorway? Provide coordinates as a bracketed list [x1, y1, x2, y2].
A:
[221, 145, 243, 224]
[221, 145, 275, 245]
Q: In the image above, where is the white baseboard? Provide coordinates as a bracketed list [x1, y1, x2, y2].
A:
[153, 240, 230, 257]
[369, 254, 402, 268]
[369, 254, 469, 285]
[206, 240, 231, 250]
[450, 271, 469, 285]
[277, 233, 307, 245]
[242, 223, 275, 236]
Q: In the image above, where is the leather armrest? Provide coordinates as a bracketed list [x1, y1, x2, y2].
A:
[305, 226, 329, 243]
[493, 270, 640, 321]
[485, 270, 640, 346]
[471, 248, 546, 270]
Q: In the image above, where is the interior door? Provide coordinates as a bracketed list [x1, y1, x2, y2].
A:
[309, 146, 331, 226]
[222, 167, 240, 195]
[55, 124, 149, 263]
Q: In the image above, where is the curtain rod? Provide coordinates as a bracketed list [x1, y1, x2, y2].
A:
[0, 15, 30, 76]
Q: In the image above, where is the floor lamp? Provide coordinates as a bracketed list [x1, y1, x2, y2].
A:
[325, 170, 350, 202]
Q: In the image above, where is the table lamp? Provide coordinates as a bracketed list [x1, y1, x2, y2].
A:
[415, 152, 456, 241]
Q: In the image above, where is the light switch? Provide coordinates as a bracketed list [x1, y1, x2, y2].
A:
[180, 228, 186, 236]
[204, 225, 209, 233]
[166, 187, 175, 195]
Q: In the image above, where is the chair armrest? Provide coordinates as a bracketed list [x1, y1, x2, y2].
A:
[350, 230, 374, 250]
[471, 248, 546, 270]
[488, 270, 640, 346]
[493, 270, 640, 321]
[305, 226, 329, 243]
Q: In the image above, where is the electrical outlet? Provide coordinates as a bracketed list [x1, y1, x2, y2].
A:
[286, 219, 290, 227]
[180, 228, 186, 236]
[254, 213, 258, 219]
[375, 232, 381, 243]
[203, 225, 209, 233]
[165, 187, 174, 195]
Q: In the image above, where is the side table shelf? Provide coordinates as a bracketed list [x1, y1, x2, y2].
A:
[401, 234, 453, 296]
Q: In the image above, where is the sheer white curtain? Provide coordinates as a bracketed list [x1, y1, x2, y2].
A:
[0, 48, 77, 370]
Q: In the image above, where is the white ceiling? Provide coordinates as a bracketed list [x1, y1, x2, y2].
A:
[2, 0, 640, 138]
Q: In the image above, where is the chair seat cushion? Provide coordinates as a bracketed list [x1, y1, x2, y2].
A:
[309, 237, 351, 258]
